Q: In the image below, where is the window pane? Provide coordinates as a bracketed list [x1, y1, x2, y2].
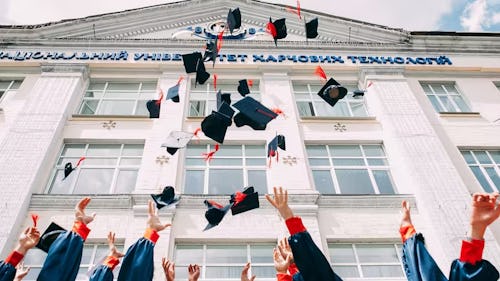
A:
[135, 100, 149, 116]
[115, 170, 138, 193]
[330, 244, 356, 263]
[49, 169, 74, 194]
[367, 158, 388, 166]
[306, 146, 328, 157]
[471, 167, 494, 192]
[73, 169, 114, 194]
[246, 158, 266, 166]
[106, 83, 139, 91]
[206, 245, 246, 263]
[485, 167, 500, 190]
[439, 96, 456, 112]
[357, 244, 399, 263]
[89, 83, 106, 90]
[332, 158, 365, 166]
[141, 82, 157, 91]
[186, 146, 207, 156]
[175, 245, 203, 264]
[312, 170, 335, 194]
[363, 145, 384, 156]
[251, 245, 273, 263]
[247, 170, 267, 194]
[362, 265, 403, 277]
[490, 151, 500, 163]
[216, 145, 242, 156]
[427, 95, 442, 112]
[175, 266, 188, 279]
[81, 245, 94, 264]
[209, 170, 243, 194]
[473, 151, 493, 164]
[336, 169, 374, 194]
[351, 102, 368, 117]
[451, 95, 470, 112]
[251, 266, 275, 278]
[98, 100, 135, 115]
[297, 102, 314, 117]
[330, 145, 362, 157]
[84, 158, 118, 165]
[185, 158, 206, 166]
[206, 266, 242, 278]
[122, 144, 144, 156]
[461, 151, 476, 164]
[309, 158, 330, 166]
[79, 100, 99, 114]
[119, 158, 142, 165]
[245, 145, 265, 157]
[189, 101, 206, 117]
[373, 170, 396, 194]
[333, 266, 359, 278]
[185, 170, 204, 194]
[62, 144, 86, 157]
[210, 158, 243, 166]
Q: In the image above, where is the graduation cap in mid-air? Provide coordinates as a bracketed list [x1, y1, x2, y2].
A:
[227, 8, 241, 34]
[267, 134, 286, 166]
[203, 200, 233, 231]
[305, 18, 319, 39]
[216, 90, 232, 109]
[353, 89, 365, 98]
[317, 78, 348, 107]
[166, 78, 184, 103]
[195, 59, 211, 86]
[63, 157, 85, 180]
[233, 97, 278, 130]
[203, 39, 219, 67]
[36, 222, 67, 253]
[237, 79, 253, 97]
[146, 90, 164, 118]
[201, 102, 235, 143]
[182, 52, 202, 73]
[161, 131, 194, 155]
[267, 17, 287, 46]
[150, 186, 180, 209]
[229, 186, 259, 215]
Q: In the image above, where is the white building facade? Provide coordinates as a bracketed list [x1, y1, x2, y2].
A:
[0, 0, 499, 280]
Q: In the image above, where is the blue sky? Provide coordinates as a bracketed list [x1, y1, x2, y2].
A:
[0, 0, 498, 32]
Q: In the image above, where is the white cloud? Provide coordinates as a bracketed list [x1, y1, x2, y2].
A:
[492, 12, 500, 24]
[460, 0, 488, 31]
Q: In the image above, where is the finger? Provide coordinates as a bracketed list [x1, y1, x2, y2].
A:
[284, 188, 288, 205]
[265, 194, 278, 208]
[161, 257, 167, 267]
[188, 264, 193, 273]
[148, 200, 154, 215]
[23, 227, 30, 235]
[164, 223, 172, 229]
[273, 248, 280, 261]
[250, 275, 256, 281]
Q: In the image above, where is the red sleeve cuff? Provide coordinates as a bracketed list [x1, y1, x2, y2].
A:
[103, 256, 120, 270]
[277, 273, 293, 281]
[144, 228, 159, 244]
[5, 251, 24, 267]
[72, 221, 91, 241]
[460, 239, 484, 265]
[399, 225, 416, 243]
[285, 217, 307, 236]
[288, 263, 299, 275]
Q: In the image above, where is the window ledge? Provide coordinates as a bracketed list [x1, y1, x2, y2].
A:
[439, 112, 481, 117]
[186, 116, 204, 121]
[70, 114, 151, 121]
[318, 194, 416, 209]
[301, 116, 377, 122]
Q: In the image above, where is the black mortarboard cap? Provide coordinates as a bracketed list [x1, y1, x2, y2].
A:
[201, 102, 235, 143]
[227, 8, 242, 34]
[36, 222, 66, 253]
[237, 80, 250, 97]
[204, 200, 232, 231]
[150, 186, 180, 209]
[196, 59, 210, 86]
[353, 89, 365, 98]
[317, 78, 348, 107]
[305, 18, 319, 39]
[166, 84, 180, 103]
[233, 97, 277, 130]
[229, 186, 259, 215]
[146, 100, 160, 118]
[203, 39, 218, 67]
[161, 131, 194, 155]
[64, 163, 74, 179]
[274, 18, 287, 39]
[267, 134, 286, 157]
[216, 90, 232, 110]
[182, 52, 202, 74]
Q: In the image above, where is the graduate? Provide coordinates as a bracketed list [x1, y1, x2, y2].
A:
[400, 192, 500, 281]
[272, 238, 303, 281]
[161, 259, 200, 281]
[37, 197, 94, 281]
[88, 232, 124, 281]
[266, 187, 343, 281]
[0, 227, 40, 281]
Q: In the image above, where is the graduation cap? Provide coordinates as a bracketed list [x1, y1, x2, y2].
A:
[196, 59, 210, 86]
[305, 18, 319, 39]
[268, 135, 286, 157]
[63, 157, 85, 180]
[204, 200, 232, 231]
[227, 8, 241, 34]
[203, 39, 218, 67]
[233, 97, 278, 130]
[182, 52, 202, 73]
[353, 89, 365, 98]
[161, 131, 194, 155]
[267, 18, 287, 46]
[201, 102, 235, 143]
[237, 79, 251, 97]
[317, 78, 348, 107]
[150, 186, 180, 209]
[146, 100, 160, 118]
[216, 90, 232, 109]
[166, 84, 180, 103]
[36, 222, 66, 253]
[229, 186, 259, 215]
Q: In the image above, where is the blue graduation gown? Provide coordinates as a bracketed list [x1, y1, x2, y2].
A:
[449, 259, 499, 281]
[37, 231, 84, 281]
[402, 233, 448, 281]
[117, 238, 155, 281]
[0, 262, 16, 281]
[89, 265, 114, 281]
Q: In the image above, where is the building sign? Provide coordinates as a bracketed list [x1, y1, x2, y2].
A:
[0, 50, 453, 65]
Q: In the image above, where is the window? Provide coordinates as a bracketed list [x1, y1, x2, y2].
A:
[0, 79, 22, 102]
[329, 243, 404, 279]
[461, 150, 500, 192]
[174, 244, 275, 280]
[293, 82, 368, 117]
[189, 80, 260, 117]
[78, 81, 157, 115]
[420, 82, 471, 113]
[22, 242, 124, 281]
[307, 144, 396, 194]
[47, 143, 143, 194]
[184, 144, 267, 194]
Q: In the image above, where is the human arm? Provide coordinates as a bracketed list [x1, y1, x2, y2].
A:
[13, 263, 29, 281]
[241, 262, 255, 281]
[188, 264, 200, 281]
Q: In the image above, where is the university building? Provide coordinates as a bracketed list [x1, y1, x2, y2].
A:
[0, 0, 499, 280]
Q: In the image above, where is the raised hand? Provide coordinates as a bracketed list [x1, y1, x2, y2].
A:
[107, 232, 124, 259]
[241, 262, 256, 281]
[400, 200, 413, 227]
[273, 247, 292, 274]
[147, 200, 171, 232]
[265, 187, 294, 220]
[162, 258, 175, 281]
[75, 197, 95, 225]
[16, 227, 40, 255]
[188, 264, 201, 281]
[470, 192, 500, 240]
[14, 262, 30, 281]
[278, 237, 294, 264]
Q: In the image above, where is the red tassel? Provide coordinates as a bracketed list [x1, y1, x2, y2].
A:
[31, 213, 38, 227]
[76, 157, 86, 167]
[367, 81, 374, 88]
[314, 66, 327, 81]
[276, 151, 279, 163]
[193, 128, 201, 138]
[266, 22, 277, 38]
[297, 0, 301, 19]
[268, 157, 272, 168]
[207, 200, 223, 209]
[272, 108, 284, 115]
[213, 74, 218, 90]
[256, 109, 277, 119]
[234, 192, 247, 205]
[202, 144, 220, 162]
[285, 1, 301, 19]
[155, 89, 164, 106]
[177, 76, 184, 85]
[248, 79, 254, 88]
[217, 31, 223, 53]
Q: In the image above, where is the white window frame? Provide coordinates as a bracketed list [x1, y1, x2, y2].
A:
[188, 79, 261, 117]
[0, 79, 22, 103]
[328, 242, 405, 280]
[461, 150, 500, 193]
[292, 81, 368, 118]
[184, 144, 267, 194]
[46, 143, 143, 194]
[78, 81, 157, 116]
[306, 144, 396, 194]
[174, 243, 276, 281]
[420, 82, 471, 113]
